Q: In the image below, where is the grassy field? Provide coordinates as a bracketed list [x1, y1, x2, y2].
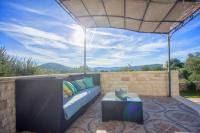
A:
[180, 90, 200, 98]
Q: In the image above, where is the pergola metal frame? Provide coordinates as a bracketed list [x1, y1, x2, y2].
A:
[56, 0, 200, 97]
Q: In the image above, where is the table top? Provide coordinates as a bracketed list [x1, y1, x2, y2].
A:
[102, 92, 141, 102]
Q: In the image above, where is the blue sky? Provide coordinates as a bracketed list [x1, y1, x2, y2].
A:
[0, 0, 200, 67]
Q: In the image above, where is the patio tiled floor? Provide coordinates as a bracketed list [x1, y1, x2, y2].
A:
[66, 95, 200, 133]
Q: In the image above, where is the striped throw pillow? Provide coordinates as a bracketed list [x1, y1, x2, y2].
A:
[63, 81, 73, 96]
[63, 81, 78, 94]
[72, 79, 86, 92]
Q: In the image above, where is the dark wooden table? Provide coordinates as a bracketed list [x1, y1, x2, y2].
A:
[101, 92, 143, 124]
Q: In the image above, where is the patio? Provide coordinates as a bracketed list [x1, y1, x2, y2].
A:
[66, 95, 200, 133]
[56, 1, 200, 132]
[1, 0, 200, 133]
[0, 72, 199, 133]
[55, 1, 200, 131]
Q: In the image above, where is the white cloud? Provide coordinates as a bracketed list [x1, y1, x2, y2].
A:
[6, 3, 49, 16]
[3, 19, 197, 67]
[66, 24, 131, 39]
[0, 2, 172, 67]
[136, 40, 166, 52]
[172, 46, 200, 59]
[0, 22, 86, 66]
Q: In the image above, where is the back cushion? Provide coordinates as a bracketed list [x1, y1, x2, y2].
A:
[63, 81, 78, 94]
[63, 81, 73, 96]
[72, 80, 86, 91]
[83, 77, 94, 88]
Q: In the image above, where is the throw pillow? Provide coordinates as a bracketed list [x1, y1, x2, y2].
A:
[63, 81, 78, 94]
[83, 77, 94, 88]
[63, 81, 73, 96]
[71, 81, 82, 92]
[75, 79, 86, 90]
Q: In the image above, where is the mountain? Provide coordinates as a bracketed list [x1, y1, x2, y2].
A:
[39, 63, 163, 72]
[92, 67, 121, 72]
[92, 64, 163, 72]
[132, 64, 163, 71]
[39, 63, 72, 72]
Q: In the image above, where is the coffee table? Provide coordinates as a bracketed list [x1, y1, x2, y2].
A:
[101, 92, 143, 124]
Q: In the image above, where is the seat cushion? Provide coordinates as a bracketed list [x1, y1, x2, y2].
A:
[63, 86, 100, 120]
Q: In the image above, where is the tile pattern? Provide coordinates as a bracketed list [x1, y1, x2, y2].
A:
[65, 96, 200, 133]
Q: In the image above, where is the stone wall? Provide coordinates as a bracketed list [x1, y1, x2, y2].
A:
[101, 71, 179, 96]
[0, 78, 15, 133]
[0, 72, 179, 132]
[179, 82, 187, 91]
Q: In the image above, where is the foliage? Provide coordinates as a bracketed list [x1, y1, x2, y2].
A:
[184, 80, 196, 92]
[34, 68, 59, 75]
[0, 46, 54, 76]
[69, 66, 91, 73]
[179, 68, 191, 80]
[141, 65, 163, 71]
[165, 58, 184, 70]
[100, 70, 108, 72]
[0, 45, 92, 76]
[1, 44, 200, 79]
[141, 66, 151, 71]
[185, 52, 200, 74]
[118, 64, 133, 72]
[189, 73, 200, 81]
[151, 66, 163, 71]
[0, 46, 15, 76]
[180, 90, 200, 98]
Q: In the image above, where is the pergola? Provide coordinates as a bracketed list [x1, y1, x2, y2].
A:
[57, 0, 200, 97]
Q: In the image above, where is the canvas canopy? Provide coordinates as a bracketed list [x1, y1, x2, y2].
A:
[59, 0, 200, 34]
[57, 0, 200, 97]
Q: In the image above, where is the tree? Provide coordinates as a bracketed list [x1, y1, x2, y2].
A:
[0, 45, 40, 76]
[70, 65, 91, 73]
[185, 52, 200, 74]
[151, 66, 163, 71]
[179, 68, 191, 80]
[141, 66, 151, 71]
[165, 58, 184, 70]
[185, 52, 200, 81]
[0, 46, 16, 76]
[118, 64, 133, 72]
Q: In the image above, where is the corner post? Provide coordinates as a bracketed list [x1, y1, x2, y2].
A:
[83, 27, 87, 75]
[167, 33, 171, 97]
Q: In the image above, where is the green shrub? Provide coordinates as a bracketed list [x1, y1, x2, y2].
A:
[179, 68, 191, 80]
[185, 80, 196, 92]
[185, 52, 200, 74]
[0, 46, 39, 76]
[189, 73, 200, 81]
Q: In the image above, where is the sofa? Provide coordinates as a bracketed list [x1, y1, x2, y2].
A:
[15, 74, 101, 133]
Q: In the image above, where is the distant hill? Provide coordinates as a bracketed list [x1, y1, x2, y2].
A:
[92, 67, 121, 72]
[132, 64, 163, 71]
[92, 64, 163, 72]
[39, 63, 163, 72]
[39, 63, 72, 72]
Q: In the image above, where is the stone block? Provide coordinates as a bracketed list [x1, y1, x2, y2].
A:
[121, 77, 130, 81]
[0, 100, 7, 111]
